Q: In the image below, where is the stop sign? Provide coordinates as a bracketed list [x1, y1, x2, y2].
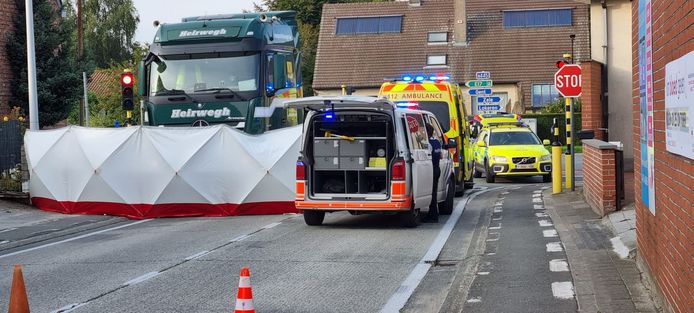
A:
[554, 64, 582, 97]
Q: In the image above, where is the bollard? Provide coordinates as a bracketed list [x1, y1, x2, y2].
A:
[565, 154, 572, 190]
[564, 97, 573, 190]
[551, 118, 563, 194]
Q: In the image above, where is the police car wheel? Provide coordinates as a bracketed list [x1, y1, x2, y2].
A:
[542, 174, 551, 183]
[440, 178, 455, 215]
[303, 210, 325, 226]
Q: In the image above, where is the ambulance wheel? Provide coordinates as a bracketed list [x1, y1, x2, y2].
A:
[303, 210, 325, 226]
[542, 174, 552, 183]
[485, 161, 495, 183]
[440, 178, 455, 215]
[399, 207, 420, 228]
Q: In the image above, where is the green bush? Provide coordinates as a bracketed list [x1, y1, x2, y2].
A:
[523, 113, 582, 146]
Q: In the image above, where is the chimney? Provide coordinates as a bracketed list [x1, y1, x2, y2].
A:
[453, 0, 467, 45]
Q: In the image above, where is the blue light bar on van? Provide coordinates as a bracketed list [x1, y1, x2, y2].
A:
[414, 75, 425, 82]
[402, 75, 413, 82]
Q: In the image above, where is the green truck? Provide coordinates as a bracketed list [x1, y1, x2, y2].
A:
[139, 11, 303, 133]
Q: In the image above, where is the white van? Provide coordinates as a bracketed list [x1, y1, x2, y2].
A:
[286, 96, 456, 227]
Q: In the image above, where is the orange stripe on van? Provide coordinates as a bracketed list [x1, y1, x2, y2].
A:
[295, 181, 305, 200]
[295, 198, 411, 211]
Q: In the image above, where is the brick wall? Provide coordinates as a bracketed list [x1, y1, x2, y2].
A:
[0, 0, 17, 115]
[581, 61, 605, 140]
[631, 1, 694, 313]
[582, 140, 618, 216]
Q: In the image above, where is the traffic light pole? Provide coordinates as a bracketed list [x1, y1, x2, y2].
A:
[565, 97, 573, 191]
[25, 0, 39, 130]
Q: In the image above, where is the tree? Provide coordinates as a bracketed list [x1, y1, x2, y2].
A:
[255, 0, 387, 95]
[6, 0, 82, 128]
[84, 0, 139, 68]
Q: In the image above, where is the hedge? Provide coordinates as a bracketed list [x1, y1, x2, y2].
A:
[522, 113, 582, 146]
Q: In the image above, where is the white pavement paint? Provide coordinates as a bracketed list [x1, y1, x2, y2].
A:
[533, 190, 542, 194]
[486, 237, 499, 242]
[0, 227, 17, 234]
[486, 252, 496, 255]
[184, 250, 210, 261]
[610, 236, 630, 259]
[546, 242, 564, 252]
[543, 229, 558, 238]
[535, 212, 549, 218]
[262, 222, 282, 229]
[50, 303, 86, 313]
[380, 187, 500, 313]
[489, 224, 502, 230]
[492, 217, 503, 221]
[123, 271, 160, 286]
[532, 194, 542, 198]
[477, 272, 490, 275]
[230, 234, 251, 242]
[538, 220, 554, 227]
[0, 220, 151, 260]
[501, 191, 510, 195]
[467, 297, 482, 303]
[549, 259, 569, 272]
[0, 240, 8, 245]
[494, 201, 504, 206]
[534, 204, 544, 210]
[532, 198, 543, 203]
[493, 208, 503, 213]
[551, 281, 575, 299]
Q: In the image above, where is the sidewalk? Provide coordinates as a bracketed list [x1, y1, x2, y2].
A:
[543, 187, 658, 313]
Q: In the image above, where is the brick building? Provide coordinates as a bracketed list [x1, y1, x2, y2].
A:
[313, 0, 591, 115]
[0, 0, 17, 115]
[631, 0, 693, 312]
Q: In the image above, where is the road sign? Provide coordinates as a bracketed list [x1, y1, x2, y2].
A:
[554, 64, 582, 97]
[468, 88, 492, 96]
[475, 71, 491, 80]
[477, 104, 501, 111]
[466, 80, 493, 88]
[477, 96, 501, 103]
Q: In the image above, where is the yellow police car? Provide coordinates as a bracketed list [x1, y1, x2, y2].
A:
[473, 122, 552, 183]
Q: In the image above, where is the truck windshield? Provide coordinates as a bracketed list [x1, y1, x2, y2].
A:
[149, 53, 260, 97]
[417, 101, 450, 132]
[489, 131, 541, 145]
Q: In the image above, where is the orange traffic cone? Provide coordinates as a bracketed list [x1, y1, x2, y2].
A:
[234, 267, 255, 313]
[8, 265, 30, 313]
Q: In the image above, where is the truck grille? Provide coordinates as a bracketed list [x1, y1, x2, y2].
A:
[512, 157, 536, 164]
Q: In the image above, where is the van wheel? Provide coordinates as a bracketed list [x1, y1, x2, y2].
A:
[303, 210, 325, 226]
[399, 207, 420, 228]
[485, 161, 495, 183]
[440, 179, 455, 215]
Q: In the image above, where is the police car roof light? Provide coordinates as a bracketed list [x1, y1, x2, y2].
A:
[396, 102, 419, 108]
[429, 75, 450, 81]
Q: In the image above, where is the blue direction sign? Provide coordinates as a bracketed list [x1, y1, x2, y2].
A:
[477, 104, 502, 111]
[477, 96, 502, 103]
[476, 71, 491, 80]
[468, 88, 493, 96]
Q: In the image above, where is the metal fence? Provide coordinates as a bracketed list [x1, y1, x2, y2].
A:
[1, 120, 24, 192]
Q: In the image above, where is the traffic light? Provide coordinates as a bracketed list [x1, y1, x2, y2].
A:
[121, 71, 134, 111]
[556, 53, 573, 68]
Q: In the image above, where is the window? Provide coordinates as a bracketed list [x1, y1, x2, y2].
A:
[489, 131, 541, 146]
[336, 16, 402, 35]
[418, 101, 451, 132]
[405, 114, 429, 150]
[532, 84, 560, 107]
[427, 32, 448, 43]
[427, 55, 447, 66]
[503, 9, 572, 28]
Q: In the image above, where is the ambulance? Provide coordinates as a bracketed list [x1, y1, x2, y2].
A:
[379, 75, 473, 195]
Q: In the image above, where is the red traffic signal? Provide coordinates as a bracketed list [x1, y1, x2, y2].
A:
[555, 60, 566, 69]
[121, 72, 134, 87]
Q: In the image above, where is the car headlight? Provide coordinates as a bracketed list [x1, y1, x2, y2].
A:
[492, 156, 508, 163]
[540, 154, 551, 162]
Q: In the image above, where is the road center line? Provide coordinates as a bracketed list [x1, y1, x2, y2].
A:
[0, 219, 151, 260]
[262, 222, 282, 229]
[123, 271, 160, 286]
[184, 250, 210, 261]
[380, 187, 500, 313]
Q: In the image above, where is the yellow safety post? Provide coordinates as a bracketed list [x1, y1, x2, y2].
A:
[341, 84, 347, 96]
[551, 118, 563, 193]
[126, 110, 132, 127]
[564, 97, 573, 190]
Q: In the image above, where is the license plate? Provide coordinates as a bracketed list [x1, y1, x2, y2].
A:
[516, 164, 535, 169]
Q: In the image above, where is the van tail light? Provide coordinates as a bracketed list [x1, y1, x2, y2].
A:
[296, 160, 306, 180]
[391, 158, 406, 181]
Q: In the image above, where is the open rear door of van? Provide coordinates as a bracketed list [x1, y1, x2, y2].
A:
[403, 113, 433, 210]
[284, 96, 395, 111]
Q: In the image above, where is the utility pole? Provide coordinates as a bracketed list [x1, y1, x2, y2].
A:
[25, 0, 39, 130]
[569, 34, 576, 191]
[77, 0, 85, 126]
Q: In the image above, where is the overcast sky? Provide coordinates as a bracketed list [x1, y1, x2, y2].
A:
[132, 0, 258, 44]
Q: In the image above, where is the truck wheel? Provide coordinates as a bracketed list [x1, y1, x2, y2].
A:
[440, 178, 455, 215]
[399, 207, 420, 228]
[542, 174, 552, 183]
[303, 210, 325, 226]
[485, 161, 495, 183]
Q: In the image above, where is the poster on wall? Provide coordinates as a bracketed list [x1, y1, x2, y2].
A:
[664, 51, 694, 159]
[638, 0, 655, 214]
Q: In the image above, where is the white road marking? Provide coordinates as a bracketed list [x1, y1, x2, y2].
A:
[184, 250, 210, 261]
[535, 212, 549, 218]
[0, 220, 151, 260]
[231, 234, 251, 242]
[534, 204, 544, 210]
[538, 220, 554, 227]
[501, 191, 510, 195]
[543, 229, 558, 237]
[467, 297, 482, 303]
[551, 281, 575, 299]
[50, 303, 86, 313]
[486, 238, 499, 242]
[0, 240, 9, 245]
[262, 222, 282, 229]
[532, 198, 543, 203]
[0, 227, 17, 234]
[492, 217, 502, 221]
[546, 242, 564, 252]
[486, 252, 496, 255]
[610, 237, 630, 259]
[542, 186, 550, 190]
[489, 224, 502, 230]
[533, 190, 542, 194]
[477, 272, 490, 275]
[532, 194, 542, 198]
[494, 201, 504, 206]
[493, 208, 503, 213]
[123, 271, 160, 286]
[381, 188, 500, 313]
[549, 259, 569, 272]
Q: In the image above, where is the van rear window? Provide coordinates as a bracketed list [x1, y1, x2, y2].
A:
[417, 101, 450, 132]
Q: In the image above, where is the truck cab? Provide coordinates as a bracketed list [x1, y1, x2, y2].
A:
[287, 96, 456, 227]
[140, 11, 302, 134]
